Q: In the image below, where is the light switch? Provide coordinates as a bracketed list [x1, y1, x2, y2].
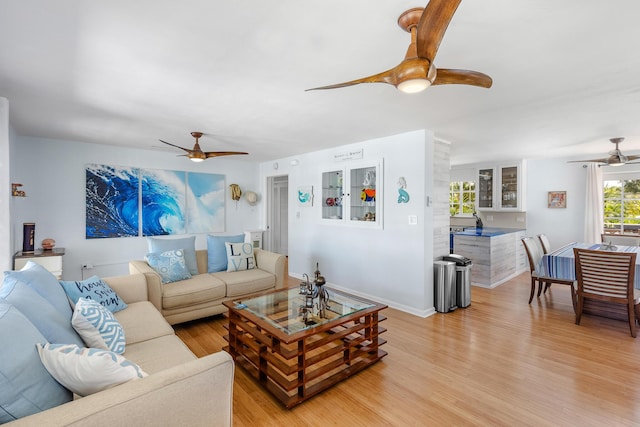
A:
[408, 215, 418, 225]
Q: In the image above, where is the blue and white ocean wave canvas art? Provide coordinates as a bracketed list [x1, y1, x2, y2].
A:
[86, 164, 140, 239]
[186, 172, 225, 233]
[141, 169, 186, 236]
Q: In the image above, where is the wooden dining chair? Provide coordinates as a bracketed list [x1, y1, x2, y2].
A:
[521, 237, 575, 305]
[573, 248, 640, 338]
[600, 233, 640, 247]
[537, 234, 551, 254]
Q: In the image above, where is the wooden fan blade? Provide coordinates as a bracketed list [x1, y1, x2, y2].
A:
[159, 139, 192, 153]
[306, 68, 397, 91]
[625, 154, 640, 161]
[433, 69, 493, 88]
[205, 151, 249, 158]
[416, 0, 461, 61]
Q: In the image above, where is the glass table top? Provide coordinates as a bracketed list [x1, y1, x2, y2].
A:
[232, 287, 375, 335]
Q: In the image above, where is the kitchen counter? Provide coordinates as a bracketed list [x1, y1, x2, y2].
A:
[452, 228, 527, 288]
[453, 227, 526, 237]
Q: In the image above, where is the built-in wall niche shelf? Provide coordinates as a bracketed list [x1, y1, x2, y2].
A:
[11, 183, 26, 197]
[320, 159, 384, 228]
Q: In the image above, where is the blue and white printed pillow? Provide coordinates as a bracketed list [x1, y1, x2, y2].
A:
[147, 236, 198, 275]
[145, 249, 192, 284]
[72, 298, 126, 354]
[225, 242, 256, 272]
[59, 276, 128, 313]
[36, 343, 148, 397]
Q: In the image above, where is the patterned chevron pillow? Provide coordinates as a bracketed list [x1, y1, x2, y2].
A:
[36, 343, 147, 397]
[72, 298, 126, 354]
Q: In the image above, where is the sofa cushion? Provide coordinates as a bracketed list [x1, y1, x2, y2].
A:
[59, 276, 128, 313]
[147, 236, 198, 276]
[213, 269, 276, 297]
[122, 335, 197, 375]
[72, 298, 126, 354]
[145, 249, 192, 284]
[225, 242, 256, 272]
[3, 260, 72, 319]
[0, 279, 84, 347]
[36, 343, 147, 397]
[114, 301, 175, 344]
[206, 234, 244, 273]
[161, 274, 226, 310]
[0, 302, 72, 423]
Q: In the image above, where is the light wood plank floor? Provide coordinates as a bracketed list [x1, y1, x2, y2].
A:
[175, 271, 640, 426]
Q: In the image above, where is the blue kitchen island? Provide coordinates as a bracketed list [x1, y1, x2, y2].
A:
[452, 227, 527, 288]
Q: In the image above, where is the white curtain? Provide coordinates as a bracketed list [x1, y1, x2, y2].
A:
[584, 163, 604, 243]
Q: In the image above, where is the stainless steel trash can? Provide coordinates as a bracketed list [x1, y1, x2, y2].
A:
[455, 264, 472, 308]
[434, 261, 457, 313]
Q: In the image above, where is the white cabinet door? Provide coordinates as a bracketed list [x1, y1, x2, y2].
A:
[477, 161, 526, 212]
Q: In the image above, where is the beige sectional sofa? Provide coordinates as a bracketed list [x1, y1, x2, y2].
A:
[8, 273, 234, 427]
[129, 248, 286, 325]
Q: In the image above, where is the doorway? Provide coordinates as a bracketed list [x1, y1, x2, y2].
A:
[266, 175, 288, 255]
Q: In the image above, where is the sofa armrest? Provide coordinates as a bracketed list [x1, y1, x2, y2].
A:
[254, 249, 286, 289]
[102, 273, 148, 304]
[129, 260, 163, 312]
[9, 352, 234, 427]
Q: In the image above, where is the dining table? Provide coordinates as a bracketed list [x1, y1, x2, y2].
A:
[538, 241, 640, 290]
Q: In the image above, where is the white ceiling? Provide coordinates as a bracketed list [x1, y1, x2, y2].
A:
[2, 0, 640, 166]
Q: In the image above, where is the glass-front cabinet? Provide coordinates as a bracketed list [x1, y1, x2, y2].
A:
[500, 166, 518, 209]
[321, 160, 383, 228]
[476, 161, 526, 211]
[477, 168, 495, 209]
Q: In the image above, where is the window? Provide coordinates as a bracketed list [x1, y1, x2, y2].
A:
[449, 181, 476, 216]
[604, 179, 640, 233]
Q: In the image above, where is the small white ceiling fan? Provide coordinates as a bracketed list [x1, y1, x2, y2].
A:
[568, 138, 640, 167]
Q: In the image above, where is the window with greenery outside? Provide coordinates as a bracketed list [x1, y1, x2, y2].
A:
[604, 179, 640, 233]
[450, 181, 476, 216]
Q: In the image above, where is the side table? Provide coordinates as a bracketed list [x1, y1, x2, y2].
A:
[14, 248, 65, 279]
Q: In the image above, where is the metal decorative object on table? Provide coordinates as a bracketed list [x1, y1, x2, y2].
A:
[298, 263, 330, 323]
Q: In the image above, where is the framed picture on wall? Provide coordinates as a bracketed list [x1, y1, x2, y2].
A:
[548, 191, 566, 208]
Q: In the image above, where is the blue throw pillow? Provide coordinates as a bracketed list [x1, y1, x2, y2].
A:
[145, 249, 192, 284]
[0, 279, 84, 347]
[3, 261, 72, 319]
[59, 276, 128, 313]
[207, 234, 244, 273]
[0, 301, 72, 423]
[147, 236, 198, 275]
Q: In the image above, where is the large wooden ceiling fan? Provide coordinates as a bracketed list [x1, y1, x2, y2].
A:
[160, 132, 248, 162]
[568, 138, 640, 167]
[306, 0, 492, 94]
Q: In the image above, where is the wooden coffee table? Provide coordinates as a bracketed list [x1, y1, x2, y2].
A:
[223, 286, 387, 408]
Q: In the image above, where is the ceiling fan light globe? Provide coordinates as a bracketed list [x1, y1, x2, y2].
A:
[190, 157, 205, 163]
[397, 78, 431, 93]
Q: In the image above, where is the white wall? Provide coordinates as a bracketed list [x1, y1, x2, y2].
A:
[0, 98, 11, 271]
[260, 130, 437, 317]
[524, 158, 588, 249]
[9, 135, 260, 279]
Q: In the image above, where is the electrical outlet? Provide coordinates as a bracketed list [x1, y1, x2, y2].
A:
[81, 263, 94, 270]
[487, 215, 494, 221]
[516, 216, 525, 223]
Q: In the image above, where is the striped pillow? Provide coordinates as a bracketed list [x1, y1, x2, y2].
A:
[72, 298, 125, 354]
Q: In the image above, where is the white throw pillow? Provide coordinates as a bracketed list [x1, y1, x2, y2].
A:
[225, 242, 256, 272]
[36, 343, 148, 397]
[72, 298, 126, 354]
